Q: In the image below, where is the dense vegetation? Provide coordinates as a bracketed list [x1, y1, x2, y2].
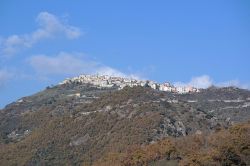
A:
[93, 121, 250, 166]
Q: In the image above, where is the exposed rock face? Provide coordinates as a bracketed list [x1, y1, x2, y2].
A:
[70, 134, 90, 146]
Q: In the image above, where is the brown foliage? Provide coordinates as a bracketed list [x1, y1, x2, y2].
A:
[93, 121, 250, 166]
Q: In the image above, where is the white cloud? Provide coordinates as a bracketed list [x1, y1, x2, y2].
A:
[1, 12, 82, 56]
[96, 66, 127, 78]
[174, 75, 213, 89]
[28, 52, 140, 79]
[0, 70, 13, 87]
[189, 75, 213, 88]
[217, 80, 250, 90]
[174, 75, 250, 90]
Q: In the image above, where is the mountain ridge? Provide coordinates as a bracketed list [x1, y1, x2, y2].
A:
[0, 75, 250, 165]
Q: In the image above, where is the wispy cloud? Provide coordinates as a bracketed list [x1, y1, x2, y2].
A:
[28, 52, 140, 79]
[0, 11, 82, 56]
[0, 69, 13, 88]
[217, 80, 250, 90]
[174, 75, 213, 89]
[174, 75, 250, 90]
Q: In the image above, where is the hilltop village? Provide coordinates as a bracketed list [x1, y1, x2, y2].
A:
[59, 75, 200, 94]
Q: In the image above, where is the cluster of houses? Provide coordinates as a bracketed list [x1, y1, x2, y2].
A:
[59, 75, 200, 94]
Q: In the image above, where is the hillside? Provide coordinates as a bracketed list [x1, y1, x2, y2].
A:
[0, 78, 250, 165]
[94, 121, 250, 166]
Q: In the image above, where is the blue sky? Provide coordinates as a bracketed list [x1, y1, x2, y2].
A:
[0, 0, 250, 108]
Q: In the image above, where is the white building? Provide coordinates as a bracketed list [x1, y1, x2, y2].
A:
[58, 74, 200, 94]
